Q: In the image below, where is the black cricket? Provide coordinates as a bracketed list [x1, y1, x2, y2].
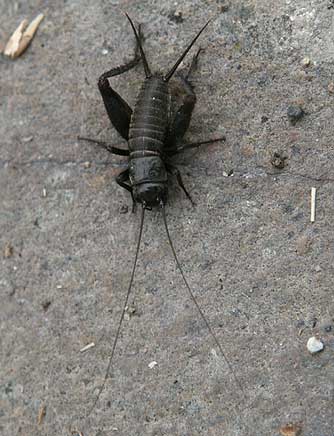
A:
[79, 14, 242, 419]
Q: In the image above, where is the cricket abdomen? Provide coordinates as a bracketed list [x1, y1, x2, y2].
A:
[129, 75, 169, 151]
[128, 76, 170, 206]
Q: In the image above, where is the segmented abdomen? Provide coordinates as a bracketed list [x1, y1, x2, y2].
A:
[128, 76, 170, 152]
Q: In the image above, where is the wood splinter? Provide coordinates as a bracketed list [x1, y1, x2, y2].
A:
[37, 405, 46, 425]
[3, 13, 44, 59]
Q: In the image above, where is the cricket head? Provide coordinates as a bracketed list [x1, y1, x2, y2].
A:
[133, 183, 168, 207]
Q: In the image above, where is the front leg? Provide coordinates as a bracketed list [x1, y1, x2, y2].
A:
[166, 163, 195, 206]
[116, 168, 136, 212]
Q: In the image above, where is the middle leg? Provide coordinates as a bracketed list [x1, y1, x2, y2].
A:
[173, 136, 226, 154]
[77, 137, 129, 156]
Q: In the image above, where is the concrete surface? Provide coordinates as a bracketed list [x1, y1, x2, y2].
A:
[1, 1, 334, 435]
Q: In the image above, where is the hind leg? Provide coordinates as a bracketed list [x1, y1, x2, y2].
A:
[98, 24, 145, 140]
[165, 49, 202, 151]
[165, 48, 225, 156]
[81, 25, 143, 145]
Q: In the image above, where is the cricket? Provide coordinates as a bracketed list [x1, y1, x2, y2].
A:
[78, 13, 242, 423]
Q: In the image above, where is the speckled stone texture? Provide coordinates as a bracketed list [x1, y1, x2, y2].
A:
[1, 1, 334, 435]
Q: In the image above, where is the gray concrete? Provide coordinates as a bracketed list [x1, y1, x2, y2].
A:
[1, 1, 334, 435]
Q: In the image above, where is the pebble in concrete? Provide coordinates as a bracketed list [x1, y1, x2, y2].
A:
[307, 336, 324, 354]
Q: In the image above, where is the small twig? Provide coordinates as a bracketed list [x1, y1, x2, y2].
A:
[310, 187, 316, 222]
[80, 342, 95, 353]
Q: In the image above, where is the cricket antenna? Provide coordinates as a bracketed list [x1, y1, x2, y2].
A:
[86, 205, 145, 418]
[164, 20, 211, 82]
[125, 13, 152, 78]
[161, 204, 244, 394]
